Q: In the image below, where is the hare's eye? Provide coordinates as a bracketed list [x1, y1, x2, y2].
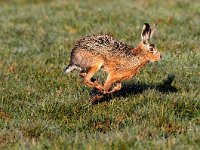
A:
[149, 47, 154, 52]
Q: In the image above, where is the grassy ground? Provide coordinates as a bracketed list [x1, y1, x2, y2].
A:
[0, 0, 200, 149]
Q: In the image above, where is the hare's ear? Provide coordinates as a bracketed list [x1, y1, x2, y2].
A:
[150, 24, 157, 38]
[141, 23, 151, 44]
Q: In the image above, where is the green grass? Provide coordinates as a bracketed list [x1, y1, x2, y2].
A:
[0, 0, 200, 149]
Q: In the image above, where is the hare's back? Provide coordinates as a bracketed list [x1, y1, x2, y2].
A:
[74, 34, 134, 58]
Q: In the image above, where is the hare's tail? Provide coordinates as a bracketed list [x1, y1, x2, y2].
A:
[63, 64, 82, 74]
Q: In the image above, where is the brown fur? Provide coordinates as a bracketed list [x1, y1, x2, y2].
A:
[64, 23, 161, 102]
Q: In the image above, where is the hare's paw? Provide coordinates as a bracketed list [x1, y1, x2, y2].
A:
[93, 80, 104, 93]
[90, 94, 105, 104]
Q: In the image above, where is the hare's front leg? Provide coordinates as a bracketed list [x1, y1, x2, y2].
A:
[103, 74, 122, 94]
[80, 65, 104, 92]
[90, 73, 125, 104]
[103, 71, 133, 94]
[107, 82, 122, 94]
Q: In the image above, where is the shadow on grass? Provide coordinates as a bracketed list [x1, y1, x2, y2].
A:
[90, 74, 178, 104]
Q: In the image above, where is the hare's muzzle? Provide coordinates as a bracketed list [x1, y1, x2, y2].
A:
[151, 51, 162, 62]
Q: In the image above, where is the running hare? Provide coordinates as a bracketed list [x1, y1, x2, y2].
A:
[64, 23, 161, 102]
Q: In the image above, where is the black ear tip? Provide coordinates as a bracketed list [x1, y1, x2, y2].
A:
[144, 23, 150, 26]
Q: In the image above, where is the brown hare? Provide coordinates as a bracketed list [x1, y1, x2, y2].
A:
[64, 23, 161, 102]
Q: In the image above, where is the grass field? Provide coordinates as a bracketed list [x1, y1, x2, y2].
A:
[0, 0, 200, 149]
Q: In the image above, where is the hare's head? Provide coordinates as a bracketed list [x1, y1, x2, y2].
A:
[140, 23, 161, 62]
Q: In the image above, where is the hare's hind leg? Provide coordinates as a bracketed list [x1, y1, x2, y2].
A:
[82, 63, 104, 92]
[79, 69, 97, 83]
